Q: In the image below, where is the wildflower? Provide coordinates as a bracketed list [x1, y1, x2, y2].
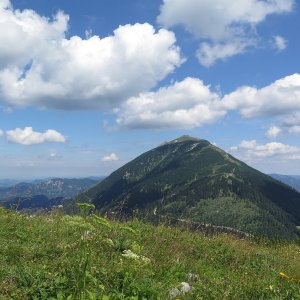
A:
[81, 230, 93, 240]
[169, 288, 180, 298]
[122, 249, 139, 260]
[140, 255, 151, 264]
[269, 285, 274, 291]
[279, 272, 290, 279]
[181, 282, 191, 293]
[170, 282, 192, 298]
[122, 250, 150, 264]
[188, 272, 199, 281]
[279, 272, 300, 283]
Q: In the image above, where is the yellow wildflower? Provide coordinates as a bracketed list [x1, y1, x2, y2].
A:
[269, 285, 274, 291]
[279, 272, 300, 284]
[279, 272, 290, 279]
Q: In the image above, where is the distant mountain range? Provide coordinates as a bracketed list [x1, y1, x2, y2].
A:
[0, 177, 103, 210]
[75, 135, 300, 239]
[0, 179, 21, 188]
[2, 195, 65, 211]
[270, 174, 300, 193]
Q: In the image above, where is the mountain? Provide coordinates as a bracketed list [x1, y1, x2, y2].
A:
[0, 177, 98, 201]
[1, 195, 64, 211]
[0, 179, 21, 188]
[88, 176, 106, 181]
[270, 174, 300, 193]
[77, 136, 300, 239]
[0, 177, 100, 210]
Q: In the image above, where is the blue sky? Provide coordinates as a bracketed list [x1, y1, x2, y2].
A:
[0, 0, 300, 179]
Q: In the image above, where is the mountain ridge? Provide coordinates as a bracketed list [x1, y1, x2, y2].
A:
[0, 177, 102, 211]
[270, 174, 300, 193]
[75, 136, 300, 238]
[0, 177, 99, 201]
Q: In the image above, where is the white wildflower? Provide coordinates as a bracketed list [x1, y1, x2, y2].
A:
[181, 282, 192, 293]
[81, 230, 92, 240]
[169, 287, 180, 298]
[170, 282, 192, 298]
[140, 255, 151, 264]
[122, 249, 140, 260]
[122, 250, 150, 264]
[188, 272, 199, 281]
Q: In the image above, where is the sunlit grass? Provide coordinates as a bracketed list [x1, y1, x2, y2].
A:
[0, 207, 299, 299]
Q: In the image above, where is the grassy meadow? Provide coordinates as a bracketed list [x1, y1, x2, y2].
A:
[0, 206, 299, 299]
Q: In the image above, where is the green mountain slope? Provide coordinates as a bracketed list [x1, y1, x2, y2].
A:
[79, 136, 300, 238]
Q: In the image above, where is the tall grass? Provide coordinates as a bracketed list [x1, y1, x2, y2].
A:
[0, 207, 299, 299]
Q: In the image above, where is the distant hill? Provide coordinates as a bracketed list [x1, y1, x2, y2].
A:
[1, 195, 64, 211]
[0, 177, 100, 210]
[270, 174, 300, 193]
[77, 135, 300, 239]
[0, 179, 21, 188]
[88, 176, 106, 181]
[0, 178, 98, 201]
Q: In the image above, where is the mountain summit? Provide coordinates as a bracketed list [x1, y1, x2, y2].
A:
[167, 135, 203, 144]
[80, 136, 300, 238]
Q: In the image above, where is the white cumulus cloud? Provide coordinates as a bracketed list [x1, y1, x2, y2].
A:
[196, 39, 253, 68]
[288, 126, 300, 134]
[0, 129, 3, 136]
[114, 73, 300, 130]
[280, 113, 300, 135]
[101, 153, 119, 162]
[222, 74, 300, 136]
[266, 126, 281, 139]
[231, 140, 300, 158]
[0, 1, 183, 110]
[158, 0, 294, 66]
[115, 77, 226, 129]
[223, 73, 300, 118]
[273, 35, 288, 51]
[6, 127, 66, 145]
[105, 70, 300, 131]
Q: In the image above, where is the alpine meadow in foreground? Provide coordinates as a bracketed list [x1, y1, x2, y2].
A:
[0, 207, 299, 299]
